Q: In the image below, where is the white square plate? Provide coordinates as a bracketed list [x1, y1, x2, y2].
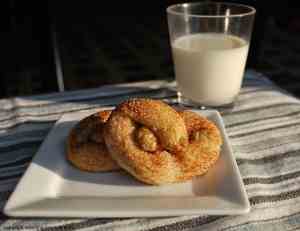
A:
[4, 109, 250, 218]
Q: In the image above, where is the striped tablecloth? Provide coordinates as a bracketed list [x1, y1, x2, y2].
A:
[1, 70, 300, 231]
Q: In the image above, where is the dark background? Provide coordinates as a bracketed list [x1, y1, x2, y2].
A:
[2, 0, 300, 98]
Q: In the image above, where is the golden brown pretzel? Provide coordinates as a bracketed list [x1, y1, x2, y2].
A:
[67, 110, 120, 172]
[104, 98, 222, 185]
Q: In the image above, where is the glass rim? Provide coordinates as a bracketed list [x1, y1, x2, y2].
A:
[167, 2, 256, 18]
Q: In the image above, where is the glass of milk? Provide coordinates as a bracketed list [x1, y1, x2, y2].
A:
[167, 2, 255, 108]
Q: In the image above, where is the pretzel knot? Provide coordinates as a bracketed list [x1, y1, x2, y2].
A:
[104, 99, 222, 185]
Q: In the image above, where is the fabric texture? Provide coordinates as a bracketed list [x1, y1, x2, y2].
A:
[1, 70, 300, 230]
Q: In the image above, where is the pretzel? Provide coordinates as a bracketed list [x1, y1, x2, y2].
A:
[67, 110, 119, 172]
[104, 99, 222, 185]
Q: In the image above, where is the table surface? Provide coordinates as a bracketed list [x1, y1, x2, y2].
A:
[1, 70, 300, 231]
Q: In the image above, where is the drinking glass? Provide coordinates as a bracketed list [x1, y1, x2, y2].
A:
[167, 2, 256, 108]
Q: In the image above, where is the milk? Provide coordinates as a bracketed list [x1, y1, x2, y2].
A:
[172, 33, 249, 106]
